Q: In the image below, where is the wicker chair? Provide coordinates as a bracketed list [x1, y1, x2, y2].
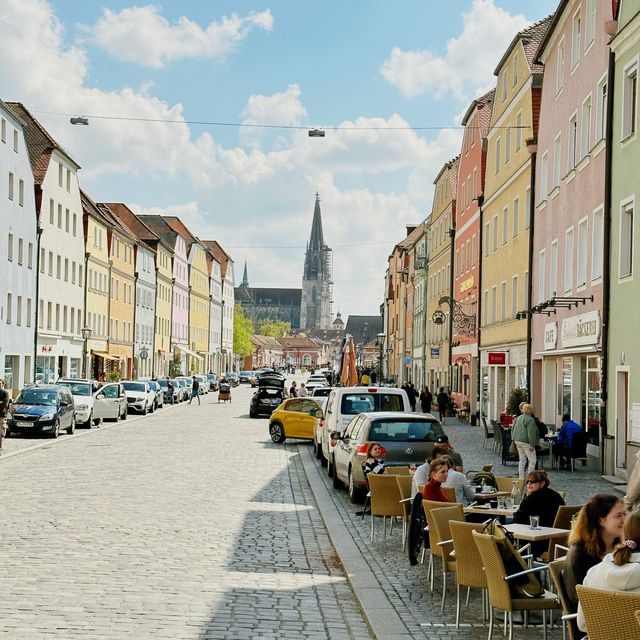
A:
[422, 500, 463, 590]
[541, 505, 581, 563]
[449, 520, 487, 628]
[368, 473, 405, 542]
[547, 558, 579, 640]
[395, 474, 414, 550]
[576, 585, 640, 640]
[431, 505, 465, 613]
[472, 530, 560, 640]
[635, 609, 640, 630]
[482, 417, 495, 450]
[441, 485, 456, 502]
[385, 466, 412, 475]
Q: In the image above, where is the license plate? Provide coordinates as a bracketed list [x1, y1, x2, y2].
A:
[17, 421, 33, 427]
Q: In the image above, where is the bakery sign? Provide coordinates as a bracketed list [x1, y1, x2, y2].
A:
[561, 310, 601, 348]
[544, 322, 558, 350]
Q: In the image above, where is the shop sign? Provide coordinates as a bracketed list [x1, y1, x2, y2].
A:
[459, 275, 475, 294]
[544, 322, 558, 350]
[488, 352, 507, 365]
[561, 310, 600, 348]
[430, 348, 440, 358]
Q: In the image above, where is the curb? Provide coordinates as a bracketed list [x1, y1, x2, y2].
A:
[299, 445, 413, 640]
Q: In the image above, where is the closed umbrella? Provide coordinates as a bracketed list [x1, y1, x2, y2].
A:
[341, 334, 358, 387]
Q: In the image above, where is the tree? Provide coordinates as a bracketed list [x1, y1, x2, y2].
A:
[257, 320, 291, 338]
[233, 304, 253, 357]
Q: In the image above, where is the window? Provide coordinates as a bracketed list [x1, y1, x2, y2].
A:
[0, 118, 5, 142]
[17, 238, 23, 265]
[538, 249, 546, 303]
[540, 152, 549, 199]
[581, 95, 592, 159]
[513, 197, 520, 237]
[47, 301, 52, 330]
[56, 255, 61, 279]
[505, 127, 511, 163]
[495, 137, 501, 174]
[58, 163, 63, 187]
[550, 240, 558, 297]
[483, 290, 488, 326]
[66, 168, 70, 192]
[18, 179, 24, 206]
[16, 295, 22, 326]
[501, 281, 507, 320]
[511, 276, 519, 317]
[620, 199, 634, 278]
[472, 168, 477, 200]
[28, 242, 33, 269]
[525, 186, 531, 229]
[6, 293, 11, 324]
[592, 207, 604, 280]
[491, 286, 497, 323]
[553, 134, 562, 188]
[72, 213, 77, 236]
[13, 129, 18, 153]
[596, 76, 608, 142]
[26, 298, 32, 327]
[63, 306, 67, 333]
[64, 258, 69, 282]
[57, 204, 62, 228]
[515, 111, 522, 151]
[577, 218, 588, 287]
[7, 232, 13, 261]
[571, 9, 581, 69]
[493, 215, 498, 252]
[49, 199, 54, 224]
[8, 172, 14, 200]
[622, 60, 638, 139]
[65, 208, 69, 232]
[568, 114, 578, 170]
[565, 228, 575, 292]
[503, 206, 509, 244]
[48, 251, 53, 276]
[585, 0, 596, 49]
[524, 269, 530, 307]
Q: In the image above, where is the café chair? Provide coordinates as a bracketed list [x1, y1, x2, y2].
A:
[442, 485, 456, 502]
[568, 432, 588, 472]
[395, 474, 414, 550]
[449, 520, 487, 628]
[547, 558, 579, 640]
[482, 417, 495, 450]
[473, 530, 560, 640]
[431, 505, 465, 613]
[386, 466, 412, 475]
[576, 585, 640, 640]
[368, 474, 404, 543]
[422, 500, 463, 590]
[541, 505, 581, 563]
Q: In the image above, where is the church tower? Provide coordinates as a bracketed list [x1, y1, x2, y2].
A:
[300, 193, 332, 330]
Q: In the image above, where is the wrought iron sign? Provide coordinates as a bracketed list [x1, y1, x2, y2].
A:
[435, 296, 476, 336]
[432, 310, 446, 325]
[515, 295, 594, 320]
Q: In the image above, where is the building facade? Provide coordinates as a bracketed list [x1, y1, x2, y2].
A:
[207, 250, 222, 374]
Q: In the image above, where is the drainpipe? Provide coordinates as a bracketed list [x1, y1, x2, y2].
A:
[152, 266, 158, 377]
[133, 270, 139, 379]
[476, 193, 484, 421]
[448, 224, 456, 390]
[601, 47, 616, 475]
[32, 220, 43, 382]
[526, 139, 538, 402]
[107, 258, 113, 375]
[83, 251, 90, 378]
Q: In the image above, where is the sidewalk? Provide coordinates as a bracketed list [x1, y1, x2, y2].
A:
[300, 417, 616, 639]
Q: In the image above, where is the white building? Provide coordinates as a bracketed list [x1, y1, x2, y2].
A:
[0, 101, 38, 396]
[6, 103, 85, 382]
[207, 250, 223, 374]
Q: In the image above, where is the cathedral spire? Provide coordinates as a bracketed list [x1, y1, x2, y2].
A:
[309, 192, 325, 251]
[242, 258, 248, 287]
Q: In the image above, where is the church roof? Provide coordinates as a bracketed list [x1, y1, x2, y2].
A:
[309, 192, 325, 251]
[234, 287, 301, 304]
[344, 315, 383, 343]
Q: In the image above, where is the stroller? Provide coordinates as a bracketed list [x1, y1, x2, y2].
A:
[218, 381, 231, 403]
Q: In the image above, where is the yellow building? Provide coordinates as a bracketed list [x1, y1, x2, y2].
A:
[165, 217, 209, 373]
[425, 157, 458, 392]
[479, 17, 551, 420]
[81, 191, 116, 378]
[98, 203, 136, 379]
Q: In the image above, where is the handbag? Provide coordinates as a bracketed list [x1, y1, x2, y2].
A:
[509, 440, 518, 455]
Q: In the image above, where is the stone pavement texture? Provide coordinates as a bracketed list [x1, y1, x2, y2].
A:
[0, 385, 373, 640]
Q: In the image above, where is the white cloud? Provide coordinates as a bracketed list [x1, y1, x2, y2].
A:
[80, 5, 273, 68]
[380, 0, 530, 100]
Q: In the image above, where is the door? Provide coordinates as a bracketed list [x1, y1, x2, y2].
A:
[295, 399, 322, 440]
[281, 399, 304, 436]
[336, 416, 362, 482]
[616, 370, 629, 469]
[94, 384, 120, 420]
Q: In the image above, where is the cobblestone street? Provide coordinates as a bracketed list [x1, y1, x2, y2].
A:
[0, 386, 371, 640]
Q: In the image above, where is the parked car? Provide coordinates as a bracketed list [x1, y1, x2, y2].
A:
[224, 372, 240, 387]
[310, 386, 332, 409]
[57, 378, 99, 428]
[206, 374, 218, 391]
[251, 368, 275, 387]
[157, 379, 179, 404]
[317, 386, 410, 478]
[249, 372, 287, 418]
[331, 412, 444, 502]
[195, 375, 209, 394]
[92, 382, 128, 421]
[238, 371, 257, 385]
[121, 380, 156, 414]
[6, 384, 76, 438]
[306, 374, 328, 392]
[173, 378, 190, 401]
[148, 380, 164, 409]
[268, 397, 324, 444]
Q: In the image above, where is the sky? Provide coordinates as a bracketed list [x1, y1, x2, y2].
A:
[0, 0, 558, 322]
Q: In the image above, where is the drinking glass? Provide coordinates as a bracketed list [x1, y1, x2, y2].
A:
[529, 515, 540, 529]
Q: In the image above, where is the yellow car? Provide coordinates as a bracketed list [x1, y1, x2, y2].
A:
[268, 397, 324, 444]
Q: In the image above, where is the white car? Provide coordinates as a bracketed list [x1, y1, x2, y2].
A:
[92, 382, 129, 422]
[57, 379, 99, 427]
[306, 375, 328, 392]
[121, 380, 156, 414]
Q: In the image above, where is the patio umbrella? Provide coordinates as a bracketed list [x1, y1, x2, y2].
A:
[341, 334, 358, 386]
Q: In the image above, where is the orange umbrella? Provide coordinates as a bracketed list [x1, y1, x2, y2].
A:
[347, 336, 358, 386]
[341, 335, 358, 386]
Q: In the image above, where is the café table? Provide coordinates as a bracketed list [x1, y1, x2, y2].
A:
[464, 504, 518, 518]
[503, 523, 570, 542]
[543, 433, 558, 469]
[474, 490, 511, 501]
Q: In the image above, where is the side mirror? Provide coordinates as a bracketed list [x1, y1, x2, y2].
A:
[330, 431, 342, 441]
[96, 392, 105, 400]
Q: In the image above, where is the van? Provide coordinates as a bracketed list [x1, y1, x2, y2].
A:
[315, 386, 410, 478]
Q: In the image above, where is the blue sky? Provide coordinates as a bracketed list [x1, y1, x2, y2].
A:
[1, 0, 557, 320]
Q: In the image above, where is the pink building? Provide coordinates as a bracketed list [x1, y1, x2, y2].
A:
[530, 0, 612, 448]
[452, 90, 494, 416]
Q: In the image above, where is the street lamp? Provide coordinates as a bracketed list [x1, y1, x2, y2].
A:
[81, 326, 92, 379]
[376, 333, 386, 383]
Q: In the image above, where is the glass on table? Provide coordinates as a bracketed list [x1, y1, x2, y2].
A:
[529, 515, 540, 529]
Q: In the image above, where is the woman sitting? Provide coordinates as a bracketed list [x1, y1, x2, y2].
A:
[578, 509, 640, 632]
[422, 458, 451, 503]
[564, 493, 627, 613]
[513, 470, 565, 555]
[362, 442, 385, 477]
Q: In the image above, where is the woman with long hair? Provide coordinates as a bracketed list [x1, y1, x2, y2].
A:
[362, 442, 385, 477]
[577, 509, 640, 631]
[564, 493, 627, 611]
[421, 458, 451, 502]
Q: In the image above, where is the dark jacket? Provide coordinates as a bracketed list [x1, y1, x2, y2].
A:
[420, 391, 433, 412]
[557, 419, 582, 449]
[0, 388, 9, 417]
[436, 392, 448, 408]
[564, 541, 602, 612]
[514, 487, 565, 528]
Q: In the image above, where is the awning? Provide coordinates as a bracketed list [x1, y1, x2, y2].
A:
[535, 346, 600, 357]
[92, 350, 120, 361]
[175, 345, 204, 362]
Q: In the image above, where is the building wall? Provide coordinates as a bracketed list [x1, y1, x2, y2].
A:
[171, 235, 189, 372]
[154, 243, 172, 377]
[208, 256, 222, 374]
[187, 242, 209, 373]
[134, 244, 156, 379]
[0, 106, 37, 396]
[221, 262, 235, 372]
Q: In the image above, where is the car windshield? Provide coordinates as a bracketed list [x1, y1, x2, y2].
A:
[207, 375, 216, 381]
[368, 419, 441, 442]
[64, 383, 92, 396]
[158, 380, 168, 388]
[16, 389, 57, 405]
[122, 382, 145, 392]
[340, 392, 404, 415]
[312, 388, 331, 397]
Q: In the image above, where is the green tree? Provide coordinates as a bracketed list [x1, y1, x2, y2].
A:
[233, 303, 253, 357]
[257, 320, 291, 338]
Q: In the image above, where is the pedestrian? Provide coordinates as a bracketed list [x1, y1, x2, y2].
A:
[511, 403, 539, 479]
[289, 381, 297, 398]
[370, 370, 377, 385]
[554, 414, 582, 469]
[625, 450, 640, 512]
[419, 386, 433, 414]
[189, 375, 200, 405]
[407, 383, 417, 412]
[298, 383, 308, 397]
[436, 387, 448, 423]
[167, 379, 175, 404]
[360, 368, 370, 385]
[0, 379, 9, 455]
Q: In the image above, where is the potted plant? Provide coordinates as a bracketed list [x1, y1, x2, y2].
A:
[506, 388, 528, 416]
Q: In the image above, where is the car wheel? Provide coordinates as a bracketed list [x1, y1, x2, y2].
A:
[143, 403, 148, 415]
[327, 454, 335, 478]
[149, 401, 155, 414]
[67, 416, 76, 435]
[269, 422, 286, 444]
[121, 407, 127, 420]
[86, 411, 93, 429]
[333, 464, 343, 489]
[50, 419, 60, 439]
[314, 439, 323, 460]
[250, 408, 257, 418]
[348, 468, 363, 503]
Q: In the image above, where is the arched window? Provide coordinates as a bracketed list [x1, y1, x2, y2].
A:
[303, 354, 312, 366]
[312, 286, 317, 302]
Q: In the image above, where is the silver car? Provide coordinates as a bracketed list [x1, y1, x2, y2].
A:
[331, 412, 444, 503]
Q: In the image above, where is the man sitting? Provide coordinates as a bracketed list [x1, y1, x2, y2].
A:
[435, 434, 463, 472]
[554, 414, 582, 469]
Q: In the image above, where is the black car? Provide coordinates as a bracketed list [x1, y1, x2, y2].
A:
[6, 384, 76, 438]
[206, 374, 218, 391]
[249, 372, 287, 418]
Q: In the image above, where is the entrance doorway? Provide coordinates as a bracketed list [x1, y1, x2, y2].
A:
[616, 370, 629, 469]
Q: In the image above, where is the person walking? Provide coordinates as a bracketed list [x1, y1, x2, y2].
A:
[289, 381, 297, 398]
[167, 379, 175, 404]
[0, 379, 9, 455]
[189, 375, 201, 405]
[511, 403, 540, 479]
[298, 383, 308, 397]
[407, 383, 418, 412]
[436, 387, 448, 423]
[419, 387, 432, 414]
